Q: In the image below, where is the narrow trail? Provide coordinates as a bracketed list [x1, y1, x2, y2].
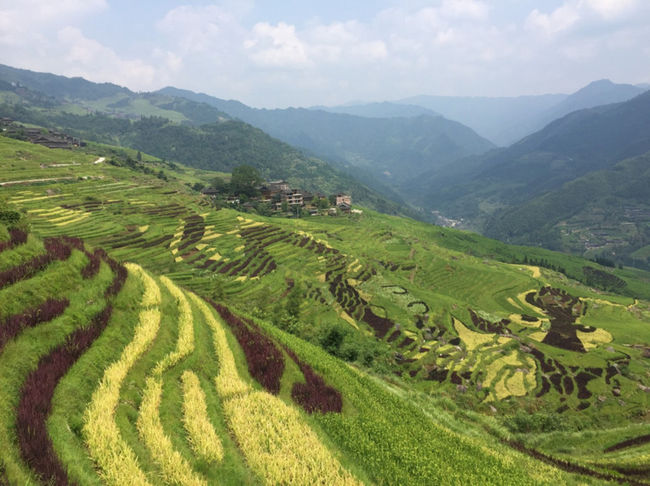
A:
[0, 177, 75, 186]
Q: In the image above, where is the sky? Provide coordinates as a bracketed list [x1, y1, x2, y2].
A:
[1, 0, 649, 108]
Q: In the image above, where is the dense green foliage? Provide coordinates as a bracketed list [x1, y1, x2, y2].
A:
[485, 152, 650, 269]
[0, 88, 416, 218]
[1, 135, 650, 483]
[159, 86, 496, 188]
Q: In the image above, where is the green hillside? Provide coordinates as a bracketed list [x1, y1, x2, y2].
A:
[0, 63, 229, 125]
[405, 90, 650, 267]
[2, 135, 650, 484]
[0, 98, 412, 218]
[485, 152, 650, 268]
[158, 86, 496, 187]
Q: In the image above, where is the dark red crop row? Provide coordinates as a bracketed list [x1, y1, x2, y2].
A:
[0, 228, 28, 253]
[17, 304, 114, 486]
[81, 248, 107, 280]
[103, 255, 127, 297]
[284, 347, 342, 414]
[0, 298, 70, 352]
[0, 236, 82, 290]
[208, 300, 285, 395]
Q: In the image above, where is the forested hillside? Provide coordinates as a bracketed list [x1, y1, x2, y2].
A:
[2, 134, 650, 484]
[0, 68, 412, 217]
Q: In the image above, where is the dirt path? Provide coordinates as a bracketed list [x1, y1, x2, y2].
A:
[0, 176, 76, 186]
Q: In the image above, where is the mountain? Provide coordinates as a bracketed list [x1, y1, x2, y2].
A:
[399, 80, 645, 146]
[397, 93, 567, 146]
[485, 151, 650, 268]
[2, 133, 650, 484]
[0, 63, 229, 125]
[533, 79, 646, 132]
[0, 63, 127, 100]
[310, 101, 439, 118]
[0, 65, 416, 216]
[407, 90, 650, 266]
[158, 86, 495, 187]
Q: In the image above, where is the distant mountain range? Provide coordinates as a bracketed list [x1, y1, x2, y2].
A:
[405, 89, 650, 267]
[0, 64, 413, 217]
[309, 101, 439, 119]
[157, 86, 495, 187]
[392, 80, 645, 146]
[2, 62, 649, 268]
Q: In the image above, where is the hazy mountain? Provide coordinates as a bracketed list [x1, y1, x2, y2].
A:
[533, 79, 645, 131]
[0, 64, 229, 125]
[406, 90, 650, 263]
[310, 101, 439, 118]
[0, 65, 413, 216]
[397, 93, 567, 146]
[485, 151, 650, 267]
[399, 80, 646, 146]
[158, 87, 495, 186]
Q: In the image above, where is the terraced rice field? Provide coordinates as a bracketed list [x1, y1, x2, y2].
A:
[2, 136, 650, 483]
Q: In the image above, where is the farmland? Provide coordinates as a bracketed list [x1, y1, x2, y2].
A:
[1, 135, 650, 484]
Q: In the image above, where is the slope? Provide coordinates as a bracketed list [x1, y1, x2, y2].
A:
[158, 86, 496, 186]
[407, 90, 650, 226]
[0, 137, 624, 485]
[0, 88, 412, 218]
[485, 151, 650, 268]
[2, 135, 650, 484]
[399, 80, 644, 146]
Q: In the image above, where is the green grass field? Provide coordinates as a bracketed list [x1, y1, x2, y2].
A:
[1, 135, 650, 484]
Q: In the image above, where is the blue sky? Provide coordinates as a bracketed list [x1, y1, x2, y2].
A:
[1, 1, 648, 107]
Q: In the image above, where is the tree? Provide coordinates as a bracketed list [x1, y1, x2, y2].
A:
[230, 165, 262, 197]
[210, 176, 228, 192]
[285, 282, 302, 318]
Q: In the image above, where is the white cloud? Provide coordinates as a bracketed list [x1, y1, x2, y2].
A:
[525, 4, 581, 37]
[246, 22, 310, 68]
[440, 0, 489, 20]
[0, 0, 158, 91]
[157, 5, 246, 54]
[1, 0, 649, 108]
[0, 0, 106, 47]
[583, 0, 638, 19]
[56, 27, 156, 90]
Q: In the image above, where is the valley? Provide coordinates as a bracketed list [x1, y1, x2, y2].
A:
[1, 133, 650, 484]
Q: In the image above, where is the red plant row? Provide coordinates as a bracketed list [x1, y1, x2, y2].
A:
[208, 300, 285, 395]
[81, 248, 107, 280]
[103, 255, 127, 297]
[0, 298, 70, 352]
[284, 347, 342, 414]
[0, 237, 82, 290]
[17, 304, 113, 486]
[0, 228, 28, 253]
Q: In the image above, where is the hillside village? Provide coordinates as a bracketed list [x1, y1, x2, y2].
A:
[202, 178, 359, 218]
[1, 119, 84, 149]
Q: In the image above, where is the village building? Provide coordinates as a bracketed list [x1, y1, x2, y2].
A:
[337, 201, 351, 214]
[283, 189, 303, 206]
[201, 187, 219, 198]
[268, 180, 290, 193]
[335, 194, 351, 206]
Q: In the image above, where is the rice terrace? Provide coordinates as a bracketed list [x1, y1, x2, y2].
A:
[1, 134, 650, 485]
